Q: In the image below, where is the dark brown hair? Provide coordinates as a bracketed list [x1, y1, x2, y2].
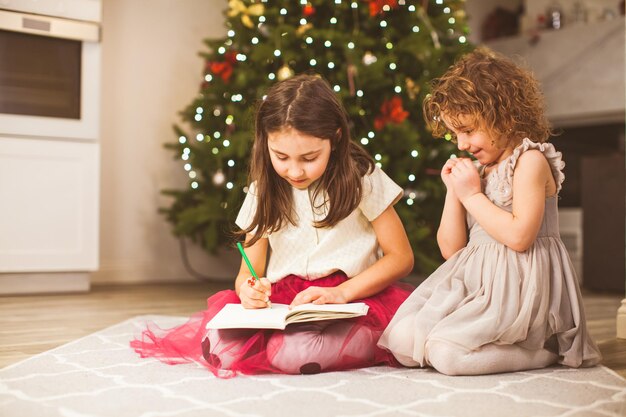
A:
[423, 47, 552, 148]
[239, 74, 374, 246]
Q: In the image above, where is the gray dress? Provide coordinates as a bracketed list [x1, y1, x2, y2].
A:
[379, 138, 602, 368]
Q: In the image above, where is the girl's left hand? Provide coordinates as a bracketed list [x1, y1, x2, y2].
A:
[290, 286, 347, 308]
[449, 158, 481, 203]
[441, 158, 458, 191]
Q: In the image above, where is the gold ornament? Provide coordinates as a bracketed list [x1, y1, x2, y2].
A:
[277, 65, 294, 81]
[405, 77, 421, 100]
[454, 10, 467, 19]
[228, 0, 264, 29]
[296, 23, 313, 36]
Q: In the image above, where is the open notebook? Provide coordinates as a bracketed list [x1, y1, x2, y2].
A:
[206, 302, 369, 330]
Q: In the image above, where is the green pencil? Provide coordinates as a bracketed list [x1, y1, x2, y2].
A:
[237, 242, 270, 308]
[236, 242, 259, 280]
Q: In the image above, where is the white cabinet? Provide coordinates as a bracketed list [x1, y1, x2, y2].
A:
[0, 0, 101, 294]
[0, 137, 99, 272]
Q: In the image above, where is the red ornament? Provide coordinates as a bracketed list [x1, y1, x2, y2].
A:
[247, 277, 256, 287]
[303, 3, 315, 16]
[374, 96, 409, 130]
[206, 51, 238, 83]
[368, 0, 398, 17]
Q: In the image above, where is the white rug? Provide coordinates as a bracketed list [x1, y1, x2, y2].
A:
[1, 315, 625, 417]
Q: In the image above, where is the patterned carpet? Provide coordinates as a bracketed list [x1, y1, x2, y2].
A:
[1, 316, 625, 417]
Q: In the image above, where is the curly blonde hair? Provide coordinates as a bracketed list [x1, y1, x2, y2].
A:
[423, 47, 552, 148]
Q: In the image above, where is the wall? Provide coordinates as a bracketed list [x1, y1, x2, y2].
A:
[94, 0, 239, 284]
[484, 16, 624, 128]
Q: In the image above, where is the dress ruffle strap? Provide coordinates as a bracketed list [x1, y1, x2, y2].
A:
[507, 138, 565, 192]
[486, 138, 566, 207]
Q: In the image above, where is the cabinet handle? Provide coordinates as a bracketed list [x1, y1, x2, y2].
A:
[22, 17, 51, 32]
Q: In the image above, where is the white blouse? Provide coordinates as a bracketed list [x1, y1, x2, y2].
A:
[235, 166, 403, 283]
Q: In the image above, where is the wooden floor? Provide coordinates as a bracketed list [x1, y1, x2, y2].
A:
[1, 282, 624, 378]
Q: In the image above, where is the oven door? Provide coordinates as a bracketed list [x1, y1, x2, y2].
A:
[0, 9, 100, 140]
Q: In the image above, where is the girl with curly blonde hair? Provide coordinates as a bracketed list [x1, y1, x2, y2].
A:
[379, 47, 601, 375]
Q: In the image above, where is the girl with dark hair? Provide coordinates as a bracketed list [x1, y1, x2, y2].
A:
[132, 74, 414, 377]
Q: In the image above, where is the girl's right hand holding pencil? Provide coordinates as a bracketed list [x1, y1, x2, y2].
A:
[238, 277, 272, 309]
[235, 241, 271, 308]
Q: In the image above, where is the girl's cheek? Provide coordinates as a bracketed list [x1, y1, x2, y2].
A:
[270, 159, 284, 173]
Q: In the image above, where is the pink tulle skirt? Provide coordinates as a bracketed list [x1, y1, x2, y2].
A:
[131, 272, 413, 378]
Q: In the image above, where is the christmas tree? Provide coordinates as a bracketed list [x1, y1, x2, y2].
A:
[163, 0, 472, 275]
